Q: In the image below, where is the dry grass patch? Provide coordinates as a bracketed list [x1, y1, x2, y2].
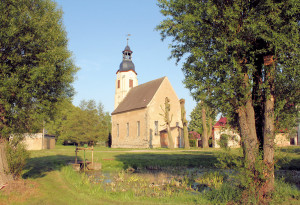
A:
[0, 179, 38, 204]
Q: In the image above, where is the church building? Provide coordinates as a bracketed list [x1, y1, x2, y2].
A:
[111, 44, 184, 148]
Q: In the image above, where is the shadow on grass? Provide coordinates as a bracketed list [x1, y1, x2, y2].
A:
[114, 152, 218, 170]
[278, 157, 300, 170]
[276, 147, 300, 170]
[23, 155, 81, 179]
[279, 147, 300, 154]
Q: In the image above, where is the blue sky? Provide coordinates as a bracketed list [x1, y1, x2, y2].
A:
[54, 0, 196, 119]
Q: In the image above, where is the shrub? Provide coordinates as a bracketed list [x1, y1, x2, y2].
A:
[189, 139, 197, 147]
[5, 137, 30, 179]
[219, 134, 230, 148]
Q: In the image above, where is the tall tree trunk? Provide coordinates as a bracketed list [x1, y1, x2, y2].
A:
[167, 125, 174, 149]
[237, 101, 259, 169]
[180, 99, 190, 149]
[253, 55, 265, 152]
[208, 117, 212, 144]
[0, 103, 13, 186]
[0, 139, 12, 186]
[263, 55, 276, 195]
[164, 97, 174, 149]
[237, 73, 259, 169]
[201, 104, 208, 148]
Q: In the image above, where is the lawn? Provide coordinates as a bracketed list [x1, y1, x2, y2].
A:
[0, 145, 299, 204]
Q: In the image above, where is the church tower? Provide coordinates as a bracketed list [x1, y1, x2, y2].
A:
[114, 44, 138, 109]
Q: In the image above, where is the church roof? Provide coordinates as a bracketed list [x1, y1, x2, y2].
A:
[112, 77, 166, 115]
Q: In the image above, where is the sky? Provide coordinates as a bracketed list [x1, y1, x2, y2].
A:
[54, 0, 196, 119]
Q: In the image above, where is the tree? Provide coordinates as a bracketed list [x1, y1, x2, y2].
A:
[49, 100, 111, 145]
[45, 99, 76, 142]
[157, 0, 299, 200]
[160, 97, 174, 149]
[179, 99, 189, 149]
[0, 0, 78, 184]
[189, 102, 216, 148]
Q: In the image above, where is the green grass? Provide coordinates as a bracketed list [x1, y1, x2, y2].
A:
[1, 145, 299, 204]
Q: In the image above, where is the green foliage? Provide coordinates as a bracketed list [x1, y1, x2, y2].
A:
[46, 100, 111, 145]
[272, 178, 300, 203]
[204, 182, 241, 204]
[189, 102, 216, 134]
[215, 148, 300, 203]
[157, 0, 299, 121]
[0, 0, 78, 138]
[195, 171, 224, 190]
[216, 148, 243, 170]
[189, 139, 197, 147]
[5, 137, 30, 179]
[157, 0, 299, 199]
[44, 99, 75, 141]
[219, 134, 230, 149]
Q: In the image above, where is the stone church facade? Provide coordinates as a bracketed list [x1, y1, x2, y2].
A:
[111, 45, 183, 148]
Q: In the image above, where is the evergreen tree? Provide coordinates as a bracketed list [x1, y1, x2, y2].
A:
[157, 0, 299, 199]
[0, 0, 78, 184]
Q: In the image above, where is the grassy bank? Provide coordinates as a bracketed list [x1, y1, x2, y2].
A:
[0, 145, 299, 204]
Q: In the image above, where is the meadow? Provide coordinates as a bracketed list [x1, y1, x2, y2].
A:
[0, 145, 299, 204]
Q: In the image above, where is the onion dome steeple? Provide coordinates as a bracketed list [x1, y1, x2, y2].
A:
[118, 43, 136, 73]
[114, 36, 138, 109]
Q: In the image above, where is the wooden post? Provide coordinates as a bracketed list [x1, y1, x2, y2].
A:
[75, 146, 78, 164]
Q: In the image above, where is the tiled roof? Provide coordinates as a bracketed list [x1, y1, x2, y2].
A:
[112, 77, 166, 115]
[214, 117, 227, 127]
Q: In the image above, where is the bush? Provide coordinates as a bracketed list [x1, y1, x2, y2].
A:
[5, 137, 30, 179]
[189, 139, 197, 147]
[219, 134, 230, 148]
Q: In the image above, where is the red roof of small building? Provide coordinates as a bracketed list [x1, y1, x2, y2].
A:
[214, 117, 227, 127]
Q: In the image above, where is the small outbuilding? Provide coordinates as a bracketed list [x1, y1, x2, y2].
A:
[22, 133, 55, 150]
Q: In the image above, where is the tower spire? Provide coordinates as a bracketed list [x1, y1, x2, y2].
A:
[126, 34, 131, 46]
[114, 39, 138, 109]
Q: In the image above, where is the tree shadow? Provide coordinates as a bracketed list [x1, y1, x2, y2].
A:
[279, 147, 300, 155]
[276, 147, 300, 170]
[22, 155, 81, 179]
[114, 152, 218, 170]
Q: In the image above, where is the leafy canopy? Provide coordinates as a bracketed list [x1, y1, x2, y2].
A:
[0, 0, 78, 138]
[157, 0, 299, 127]
[46, 100, 111, 145]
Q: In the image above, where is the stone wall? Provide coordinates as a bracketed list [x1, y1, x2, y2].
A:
[22, 133, 55, 150]
[111, 109, 149, 148]
[146, 77, 182, 148]
[213, 127, 240, 148]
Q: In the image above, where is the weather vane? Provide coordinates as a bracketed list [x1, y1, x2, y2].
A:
[126, 34, 131, 45]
